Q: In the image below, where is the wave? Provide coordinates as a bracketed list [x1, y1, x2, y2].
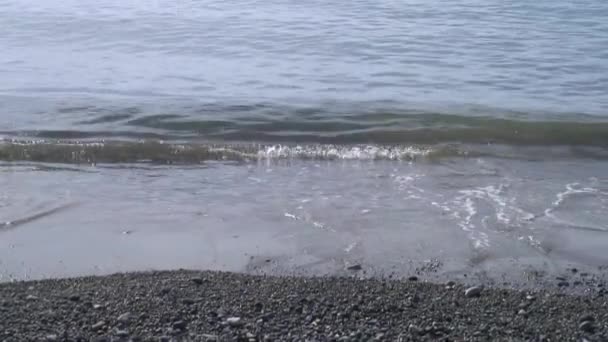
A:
[1, 139, 607, 165]
[6, 108, 608, 146]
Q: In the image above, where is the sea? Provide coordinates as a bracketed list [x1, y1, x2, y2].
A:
[1, 0, 607, 284]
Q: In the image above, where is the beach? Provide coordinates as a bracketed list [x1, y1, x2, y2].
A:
[1, 270, 606, 341]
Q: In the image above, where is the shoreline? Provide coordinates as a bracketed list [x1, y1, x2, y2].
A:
[1, 270, 606, 341]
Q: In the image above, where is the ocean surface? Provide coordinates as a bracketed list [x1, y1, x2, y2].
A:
[1, 0, 608, 283]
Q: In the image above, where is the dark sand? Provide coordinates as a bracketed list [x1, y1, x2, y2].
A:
[0, 270, 607, 341]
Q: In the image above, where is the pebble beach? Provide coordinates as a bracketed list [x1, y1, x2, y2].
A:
[1, 270, 607, 341]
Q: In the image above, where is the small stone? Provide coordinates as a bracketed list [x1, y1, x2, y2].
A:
[92, 321, 105, 330]
[227, 317, 243, 327]
[526, 295, 536, 301]
[117, 312, 132, 323]
[115, 330, 129, 337]
[182, 298, 196, 305]
[558, 281, 570, 287]
[68, 294, 80, 302]
[446, 281, 456, 286]
[518, 309, 527, 316]
[347, 264, 362, 271]
[464, 286, 482, 298]
[45, 334, 58, 342]
[26, 294, 38, 301]
[191, 277, 204, 285]
[408, 276, 418, 281]
[579, 320, 595, 333]
[93, 304, 103, 310]
[172, 320, 187, 330]
[571, 268, 578, 273]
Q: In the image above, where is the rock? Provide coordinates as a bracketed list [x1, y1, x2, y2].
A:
[227, 317, 243, 327]
[408, 276, 418, 281]
[115, 329, 129, 337]
[117, 312, 132, 324]
[68, 294, 80, 302]
[558, 281, 570, 287]
[172, 320, 187, 330]
[93, 304, 103, 310]
[45, 334, 58, 341]
[26, 294, 38, 301]
[579, 320, 595, 333]
[347, 264, 362, 271]
[518, 309, 527, 316]
[92, 321, 105, 330]
[526, 295, 536, 301]
[182, 298, 196, 305]
[191, 277, 204, 285]
[571, 268, 578, 273]
[464, 286, 482, 298]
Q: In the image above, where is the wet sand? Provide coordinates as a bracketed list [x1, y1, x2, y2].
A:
[0, 270, 607, 341]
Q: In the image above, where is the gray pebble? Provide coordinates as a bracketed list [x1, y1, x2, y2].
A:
[172, 320, 187, 330]
[347, 264, 362, 271]
[45, 334, 58, 342]
[579, 320, 595, 333]
[191, 277, 204, 285]
[115, 329, 129, 337]
[117, 312, 132, 323]
[464, 286, 482, 298]
[227, 317, 243, 327]
[92, 321, 105, 330]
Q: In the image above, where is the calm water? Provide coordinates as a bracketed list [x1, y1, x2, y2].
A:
[1, 0, 607, 282]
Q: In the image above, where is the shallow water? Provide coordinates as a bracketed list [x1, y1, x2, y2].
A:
[1, 0, 608, 282]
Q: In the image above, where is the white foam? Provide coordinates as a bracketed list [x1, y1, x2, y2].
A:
[257, 144, 432, 160]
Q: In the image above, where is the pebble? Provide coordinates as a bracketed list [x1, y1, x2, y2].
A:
[172, 320, 187, 330]
[558, 281, 570, 287]
[45, 334, 58, 342]
[92, 321, 105, 330]
[183, 298, 196, 305]
[26, 294, 38, 301]
[408, 276, 419, 282]
[68, 294, 80, 302]
[115, 329, 129, 337]
[579, 320, 595, 333]
[464, 286, 482, 298]
[227, 317, 243, 327]
[347, 264, 362, 271]
[117, 312, 132, 323]
[191, 277, 204, 285]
